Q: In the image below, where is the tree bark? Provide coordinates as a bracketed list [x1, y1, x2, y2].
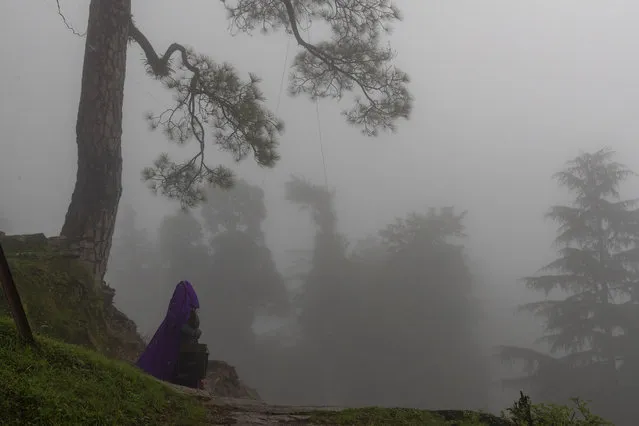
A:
[61, 0, 131, 284]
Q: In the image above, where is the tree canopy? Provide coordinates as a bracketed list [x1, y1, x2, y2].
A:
[499, 148, 639, 423]
[135, 0, 413, 207]
[58, 0, 413, 283]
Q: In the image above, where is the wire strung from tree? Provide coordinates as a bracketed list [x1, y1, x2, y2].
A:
[306, 26, 329, 190]
[260, 35, 293, 188]
[275, 36, 291, 114]
[314, 101, 328, 189]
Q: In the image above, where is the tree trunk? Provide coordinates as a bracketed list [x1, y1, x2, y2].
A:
[61, 0, 131, 284]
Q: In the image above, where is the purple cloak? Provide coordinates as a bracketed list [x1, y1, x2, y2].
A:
[136, 280, 200, 382]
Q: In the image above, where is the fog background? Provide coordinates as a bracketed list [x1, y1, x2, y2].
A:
[3, 0, 639, 416]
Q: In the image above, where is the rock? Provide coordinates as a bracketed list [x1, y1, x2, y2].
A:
[204, 360, 262, 401]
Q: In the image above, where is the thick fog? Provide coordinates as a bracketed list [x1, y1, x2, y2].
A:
[4, 0, 639, 419]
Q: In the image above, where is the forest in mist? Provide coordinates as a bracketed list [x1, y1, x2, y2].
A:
[5, 1, 639, 425]
[102, 148, 639, 425]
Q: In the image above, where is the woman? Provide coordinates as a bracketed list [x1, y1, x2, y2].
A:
[136, 280, 201, 383]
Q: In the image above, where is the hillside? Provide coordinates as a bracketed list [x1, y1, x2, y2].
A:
[1, 315, 513, 425]
[0, 317, 207, 424]
[0, 232, 609, 425]
[0, 232, 144, 361]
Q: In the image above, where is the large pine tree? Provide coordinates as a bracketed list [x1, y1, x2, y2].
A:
[499, 148, 639, 421]
[57, 0, 413, 284]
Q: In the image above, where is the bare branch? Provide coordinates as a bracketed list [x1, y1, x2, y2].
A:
[56, 0, 86, 37]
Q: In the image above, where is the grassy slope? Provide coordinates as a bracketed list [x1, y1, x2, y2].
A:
[0, 233, 144, 361]
[0, 317, 206, 425]
[0, 234, 515, 425]
[308, 407, 510, 425]
[2, 313, 514, 426]
[0, 234, 510, 425]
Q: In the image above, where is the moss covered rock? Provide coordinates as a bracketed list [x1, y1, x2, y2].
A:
[0, 233, 144, 361]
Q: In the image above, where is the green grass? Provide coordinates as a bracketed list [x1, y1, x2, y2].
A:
[0, 317, 206, 425]
[0, 233, 144, 361]
[308, 407, 510, 425]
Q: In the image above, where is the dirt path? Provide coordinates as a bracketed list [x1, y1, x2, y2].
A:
[169, 385, 512, 426]
[170, 384, 342, 425]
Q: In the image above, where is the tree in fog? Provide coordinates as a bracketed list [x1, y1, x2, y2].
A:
[57, 0, 413, 284]
[283, 175, 354, 405]
[277, 181, 489, 408]
[157, 210, 210, 288]
[499, 148, 639, 422]
[362, 207, 489, 409]
[199, 179, 288, 371]
[284, 176, 351, 341]
[107, 203, 161, 334]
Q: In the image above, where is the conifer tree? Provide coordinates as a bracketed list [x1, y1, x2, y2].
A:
[57, 0, 413, 283]
[499, 148, 639, 420]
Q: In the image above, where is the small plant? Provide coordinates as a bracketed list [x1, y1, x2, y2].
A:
[502, 391, 612, 425]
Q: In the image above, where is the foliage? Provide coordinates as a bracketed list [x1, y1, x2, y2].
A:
[202, 180, 288, 371]
[157, 210, 210, 286]
[135, 0, 412, 207]
[502, 391, 612, 426]
[308, 406, 505, 425]
[498, 148, 639, 422]
[366, 207, 488, 409]
[202, 178, 288, 314]
[379, 207, 467, 253]
[0, 317, 205, 425]
[0, 311, 612, 426]
[201, 178, 267, 239]
[284, 175, 350, 334]
[155, 180, 287, 378]
[278, 176, 359, 404]
[272, 178, 490, 409]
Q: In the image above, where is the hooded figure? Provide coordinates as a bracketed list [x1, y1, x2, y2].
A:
[136, 280, 200, 382]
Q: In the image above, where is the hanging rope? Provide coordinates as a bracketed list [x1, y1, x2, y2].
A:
[306, 25, 329, 190]
[275, 36, 291, 114]
[269, 29, 329, 190]
[314, 101, 328, 189]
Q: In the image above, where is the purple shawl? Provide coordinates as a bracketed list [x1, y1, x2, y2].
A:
[136, 280, 200, 381]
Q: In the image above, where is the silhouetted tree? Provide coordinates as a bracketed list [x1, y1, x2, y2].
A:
[157, 210, 211, 289]
[199, 179, 288, 374]
[499, 148, 639, 424]
[201, 178, 267, 241]
[283, 175, 355, 405]
[57, 0, 413, 284]
[362, 207, 489, 409]
[278, 180, 489, 409]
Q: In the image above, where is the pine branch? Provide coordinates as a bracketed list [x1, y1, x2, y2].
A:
[224, 0, 412, 135]
[128, 19, 282, 207]
[127, 1, 412, 205]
